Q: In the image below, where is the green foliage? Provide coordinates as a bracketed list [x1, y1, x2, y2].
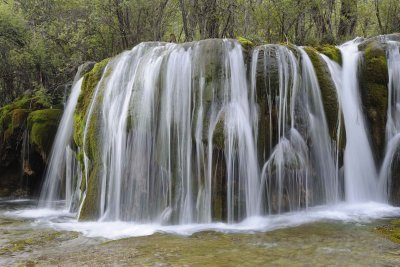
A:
[0, 0, 399, 109]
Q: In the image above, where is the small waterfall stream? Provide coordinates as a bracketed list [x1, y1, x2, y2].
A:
[380, 41, 400, 199]
[337, 41, 379, 202]
[38, 78, 83, 209]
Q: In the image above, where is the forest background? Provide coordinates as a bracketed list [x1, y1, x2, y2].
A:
[0, 0, 399, 106]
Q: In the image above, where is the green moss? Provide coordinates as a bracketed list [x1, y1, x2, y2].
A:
[0, 238, 35, 254]
[316, 45, 342, 66]
[11, 109, 30, 129]
[0, 106, 12, 131]
[79, 165, 100, 221]
[359, 41, 388, 164]
[304, 47, 340, 141]
[375, 219, 400, 244]
[364, 42, 388, 84]
[237, 36, 255, 48]
[237, 37, 256, 62]
[72, 58, 110, 221]
[0, 86, 57, 144]
[27, 109, 62, 160]
[74, 58, 110, 148]
[12, 95, 32, 109]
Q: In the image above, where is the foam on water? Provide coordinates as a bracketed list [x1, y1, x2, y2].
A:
[3, 202, 399, 240]
[4, 208, 72, 219]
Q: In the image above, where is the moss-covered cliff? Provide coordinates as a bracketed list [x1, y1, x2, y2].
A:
[0, 90, 62, 197]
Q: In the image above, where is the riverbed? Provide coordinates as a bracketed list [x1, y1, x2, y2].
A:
[1, 199, 400, 266]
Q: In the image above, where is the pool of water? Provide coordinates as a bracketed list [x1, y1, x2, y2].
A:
[1, 199, 400, 266]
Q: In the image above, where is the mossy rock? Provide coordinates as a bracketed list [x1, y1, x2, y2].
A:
[316, 45, 342, 66]
[78, 165, 101, 221]
[359, 40, 388, 165]
[11, 109, 30, 130]
[303, 47, 340, 142]
[74, 58, 110, 149]
[237, 36, 256, 55]
[237, 36, 255, 48]
[73, 58, 110, 220]
[27, 109, 63, 161]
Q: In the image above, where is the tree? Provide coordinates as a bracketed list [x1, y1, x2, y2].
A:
[338, 0, 357, 39]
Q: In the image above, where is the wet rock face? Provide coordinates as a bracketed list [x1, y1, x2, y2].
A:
[359, 40, 389, 166]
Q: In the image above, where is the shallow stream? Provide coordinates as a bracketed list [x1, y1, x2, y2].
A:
[1, 199, 400, 266]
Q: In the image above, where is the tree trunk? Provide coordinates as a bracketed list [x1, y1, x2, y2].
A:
[374, 0, 384, 34]
[338, 0, 357, 38]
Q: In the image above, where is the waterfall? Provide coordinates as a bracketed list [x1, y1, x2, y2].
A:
[380, 41, 400, 199]
[39, 76, 84, 209]
[256, 46, 338, 214]
[78, 40, 259, 223]
[322, 40, 380, 202]
[39, 38, 398, 225]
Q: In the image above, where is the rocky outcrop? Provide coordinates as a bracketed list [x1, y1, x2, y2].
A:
[0, 90, 62, 197]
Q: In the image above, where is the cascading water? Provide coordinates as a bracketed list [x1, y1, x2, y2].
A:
[322, 40, 381, 202]
[38, 37, 398, 229]
[78, 40, 259, 224]
[380, 41, 400, 198]
[255, 45, 338, 214]
[39, 66, 87, 209]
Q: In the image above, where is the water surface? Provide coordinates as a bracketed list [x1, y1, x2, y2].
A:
[1, 199, 400, 266]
